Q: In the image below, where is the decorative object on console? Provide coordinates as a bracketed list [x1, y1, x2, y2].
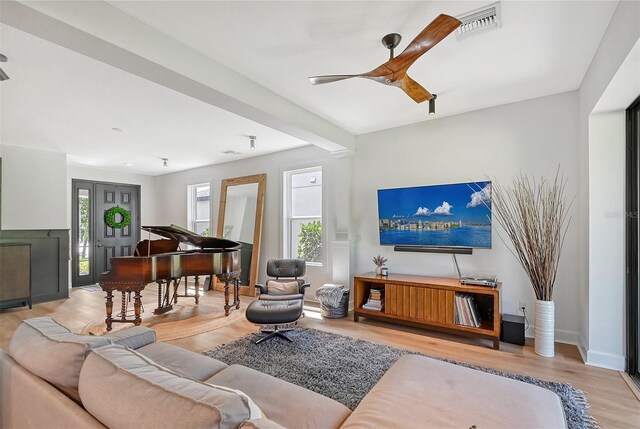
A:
[488, 169, 573, 357]
[362, 288, 385, 312]
[372, 255, 387, 275]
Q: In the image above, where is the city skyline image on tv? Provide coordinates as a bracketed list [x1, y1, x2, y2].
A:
[377, 181, 492, 248]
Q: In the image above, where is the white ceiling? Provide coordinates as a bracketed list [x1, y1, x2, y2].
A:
[0, 1, 620, 175]
[108, 0, 618, 133]
[0, 24, 309, 176]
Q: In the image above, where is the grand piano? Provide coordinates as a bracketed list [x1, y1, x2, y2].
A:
[99, 225, 241, 331]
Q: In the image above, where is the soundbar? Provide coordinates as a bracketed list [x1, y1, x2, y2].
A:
[393, 246, 473, 255]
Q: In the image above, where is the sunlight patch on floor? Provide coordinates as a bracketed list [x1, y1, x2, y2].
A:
[303, 305, 323, 320]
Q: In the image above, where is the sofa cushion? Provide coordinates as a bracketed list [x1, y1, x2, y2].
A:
[266, 280, 300, 295]
[137, 341, 228, 381]
[240, 418, 286, 429]
[207, 364, 351, 429]
[8, 317, 112, 395]
[104, 325, 156, 349]
[79, 345, 261, 429]
[340, 354, 567, 429]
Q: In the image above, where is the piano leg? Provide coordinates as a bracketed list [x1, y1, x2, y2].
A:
[174, 279, 180, 304]
[217, 272, 240, 316]
[154, 280, 174, 315]
[133, 291, 142, 326]
[194, 276, 200, 305]
[234, 277, 240, 309]
[105, 289, 114, 331]
[121, 291, 127, 320]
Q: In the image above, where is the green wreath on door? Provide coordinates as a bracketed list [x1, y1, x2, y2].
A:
[104, 206, 132, 229]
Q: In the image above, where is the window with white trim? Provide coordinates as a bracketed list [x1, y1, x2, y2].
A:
[187, 183, 210, 235]
[283, 166, 323, 265]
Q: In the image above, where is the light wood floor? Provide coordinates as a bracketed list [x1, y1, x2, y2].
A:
[1, 287, 638, 428]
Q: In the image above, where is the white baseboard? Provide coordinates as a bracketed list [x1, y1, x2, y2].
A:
[524, 329, 589, 363]
[586, 349, 626, 371]
[576, 334, 588, 364]
[524, 328, 580, 345]
[554, 329, 581, 346]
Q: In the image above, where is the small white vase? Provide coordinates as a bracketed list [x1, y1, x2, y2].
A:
[375, 266, 383, 275]
[534, 299, 555, 357]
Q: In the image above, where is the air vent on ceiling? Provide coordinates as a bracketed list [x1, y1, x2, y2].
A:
[455, 2, 502, 40]
[222, 150, 242, 155]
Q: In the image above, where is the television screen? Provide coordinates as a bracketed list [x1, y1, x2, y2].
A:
[377, 181, 492, 248]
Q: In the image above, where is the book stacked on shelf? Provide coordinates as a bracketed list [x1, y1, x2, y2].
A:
[455, 293, 481, 328]
[362, 288, 385, 311]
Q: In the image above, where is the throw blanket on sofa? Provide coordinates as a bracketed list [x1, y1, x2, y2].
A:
[315, 284, 346, 307]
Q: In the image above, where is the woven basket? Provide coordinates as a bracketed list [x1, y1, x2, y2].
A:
[320, 291, 349, 319]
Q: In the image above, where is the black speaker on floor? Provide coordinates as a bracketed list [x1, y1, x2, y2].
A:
[501, 314, 525, 345]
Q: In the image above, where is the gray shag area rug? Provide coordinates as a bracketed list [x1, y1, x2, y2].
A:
[204, 328, 598, 429]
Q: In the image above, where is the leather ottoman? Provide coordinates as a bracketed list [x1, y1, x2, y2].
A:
[246, 299, 303, 344]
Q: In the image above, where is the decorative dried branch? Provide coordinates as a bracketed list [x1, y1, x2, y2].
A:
[372, 255, 388, 267]
[490, 169, 573, 301]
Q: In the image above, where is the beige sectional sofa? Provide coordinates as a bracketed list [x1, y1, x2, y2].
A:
[1, 317, 567, 428]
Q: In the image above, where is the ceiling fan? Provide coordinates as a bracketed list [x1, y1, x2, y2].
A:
[308, 14, 461, 103]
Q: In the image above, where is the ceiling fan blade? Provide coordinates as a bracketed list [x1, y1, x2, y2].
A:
[398, 75, 433, 103]
[386, 14, 461, 73]
[308, 75, 360, 85]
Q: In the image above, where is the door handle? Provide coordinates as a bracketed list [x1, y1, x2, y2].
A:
[96, 244, 102, 247]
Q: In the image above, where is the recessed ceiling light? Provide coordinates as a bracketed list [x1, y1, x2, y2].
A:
[124, 162, 133, 166]
[111, 127, 123, 132]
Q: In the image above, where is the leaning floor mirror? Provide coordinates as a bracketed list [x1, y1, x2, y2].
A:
[215, 173, 266, 296]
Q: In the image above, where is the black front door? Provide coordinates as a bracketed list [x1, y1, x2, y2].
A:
[72, 180, 140, 286]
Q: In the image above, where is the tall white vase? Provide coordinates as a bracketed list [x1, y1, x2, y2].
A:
[534, 299, 555, 357]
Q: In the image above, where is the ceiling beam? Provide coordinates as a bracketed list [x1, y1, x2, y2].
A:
[1, 0, 354, 155]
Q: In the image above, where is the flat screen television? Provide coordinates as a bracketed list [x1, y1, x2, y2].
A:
[377, 181, 492, 249]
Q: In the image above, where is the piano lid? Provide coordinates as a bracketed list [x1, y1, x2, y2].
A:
[141, 224, 241, 250]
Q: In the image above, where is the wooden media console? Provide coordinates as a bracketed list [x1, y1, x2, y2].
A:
[354, 272, 501, 349]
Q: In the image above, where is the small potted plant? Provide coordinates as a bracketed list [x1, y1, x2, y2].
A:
[373, 255, 387, 275]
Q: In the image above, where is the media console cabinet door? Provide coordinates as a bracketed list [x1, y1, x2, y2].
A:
[386, 284, 454, 325]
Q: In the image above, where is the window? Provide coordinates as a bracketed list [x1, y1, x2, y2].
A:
[284, 166, 323, 265]
[187, 183, 210, 235]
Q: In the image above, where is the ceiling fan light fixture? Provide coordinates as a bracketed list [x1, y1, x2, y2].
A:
[428, 94, 437, 115]
[249, 135, 257, 150]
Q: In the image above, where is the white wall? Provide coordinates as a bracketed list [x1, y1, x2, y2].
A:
[578, 0, 640, 369]
[588, 112, 626, 369]
[353, 91, 581, 342]
[1, 144, 67, 229]
[153, 145, 352, 296]
[0, 147, 157, 231]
